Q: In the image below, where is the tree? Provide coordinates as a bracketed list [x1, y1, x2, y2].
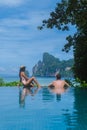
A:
[0, 78, 4, 86]
[38, 0, 87, 82]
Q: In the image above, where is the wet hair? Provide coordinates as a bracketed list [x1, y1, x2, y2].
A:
[56, 73, 61, 80]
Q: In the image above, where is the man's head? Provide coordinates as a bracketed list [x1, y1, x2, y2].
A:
[55, 73, 61, 80]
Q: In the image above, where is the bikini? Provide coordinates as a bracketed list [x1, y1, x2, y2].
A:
[21, 76, 27, 85]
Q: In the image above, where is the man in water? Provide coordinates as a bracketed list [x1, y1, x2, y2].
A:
[48, 73, 70, 94]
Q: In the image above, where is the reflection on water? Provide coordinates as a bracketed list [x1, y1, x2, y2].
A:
[72, 88, 87, 130]
[0, 87, 87, 130]
[19, 86, 40, 108]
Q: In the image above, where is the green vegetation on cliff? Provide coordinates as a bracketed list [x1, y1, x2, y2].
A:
[32, 52, 74, 77]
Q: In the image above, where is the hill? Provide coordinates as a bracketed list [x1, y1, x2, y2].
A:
[32, 52, 74, 77]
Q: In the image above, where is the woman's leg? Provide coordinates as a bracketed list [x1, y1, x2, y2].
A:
[32, 77, 40, 88]
[26, 77, 34, 85]
[25, 77, 40, 87]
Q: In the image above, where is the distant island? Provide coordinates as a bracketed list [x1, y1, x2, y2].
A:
[32, 52, 74, 77]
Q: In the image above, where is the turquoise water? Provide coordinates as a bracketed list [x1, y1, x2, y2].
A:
[1, 75, 55, 86]
[0, 86, 87, 130]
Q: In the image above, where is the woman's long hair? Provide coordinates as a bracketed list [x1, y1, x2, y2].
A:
[19, 67, 25, 82]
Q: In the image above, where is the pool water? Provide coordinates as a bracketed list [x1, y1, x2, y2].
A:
[0, 87, 87, 130]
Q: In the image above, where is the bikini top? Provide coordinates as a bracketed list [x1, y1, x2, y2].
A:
[21, 76, 27, 85]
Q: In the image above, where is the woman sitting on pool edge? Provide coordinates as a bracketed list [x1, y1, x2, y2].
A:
[19, 66, 41, 88]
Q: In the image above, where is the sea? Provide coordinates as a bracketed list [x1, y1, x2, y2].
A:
[0, 74, 56, 86]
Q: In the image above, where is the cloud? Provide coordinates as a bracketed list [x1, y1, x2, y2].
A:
[0, 0, 74, 75]
[1, 18, 29, 27]
[0, 67, 6, 72]
[0, 10, 49, 28]
[0, 0, 26, 7]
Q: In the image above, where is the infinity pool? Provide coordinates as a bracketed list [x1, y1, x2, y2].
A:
[0, 86, 87, 130]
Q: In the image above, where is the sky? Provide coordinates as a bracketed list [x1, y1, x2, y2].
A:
[0, 0, 76, 76]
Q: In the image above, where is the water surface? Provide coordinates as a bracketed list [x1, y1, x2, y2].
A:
[0, 87, 87, 130]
